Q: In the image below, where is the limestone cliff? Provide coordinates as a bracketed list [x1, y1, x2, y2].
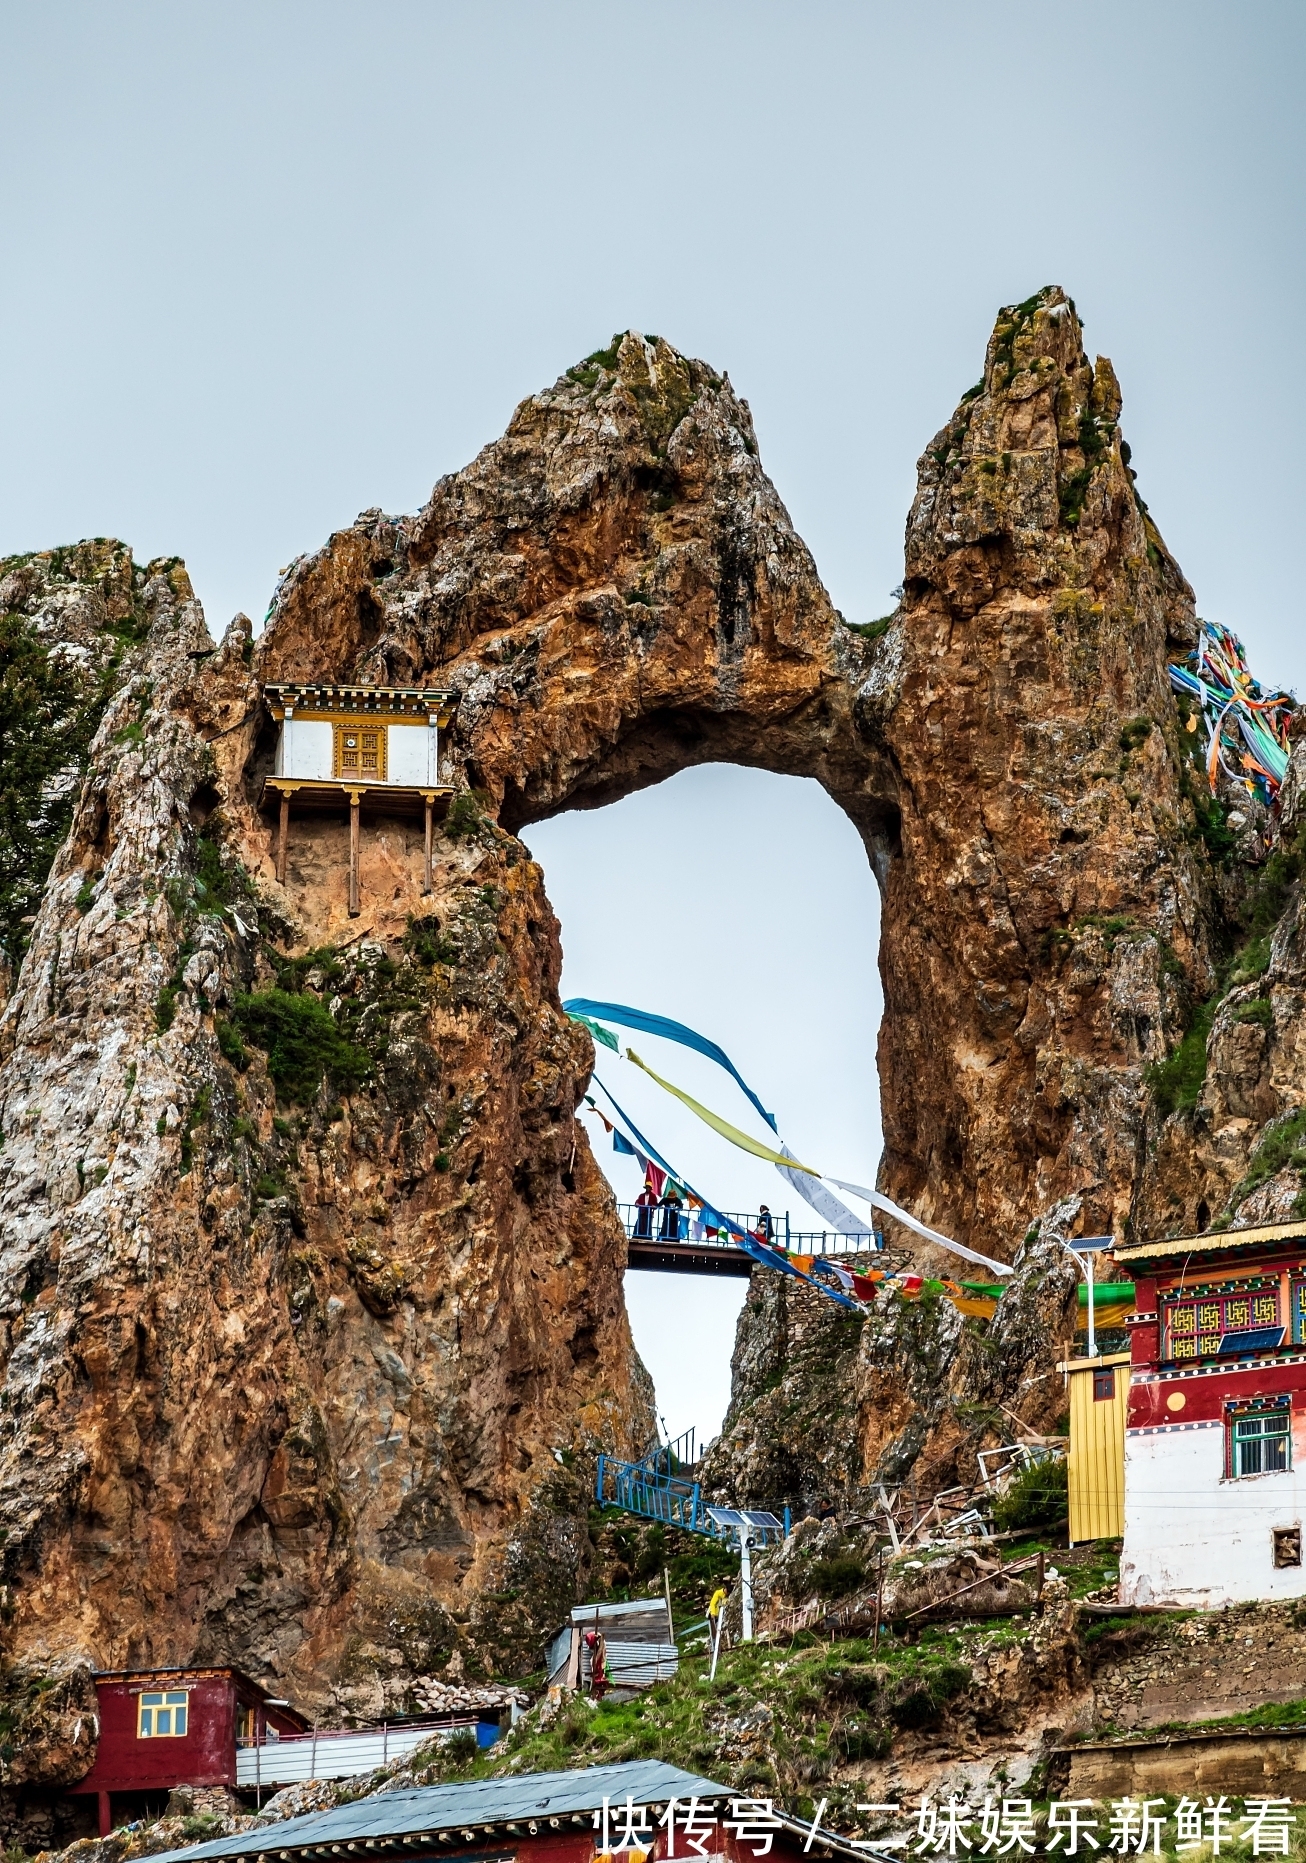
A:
[0, 546, 654, 1743]
[2, 292, 1300, 1780]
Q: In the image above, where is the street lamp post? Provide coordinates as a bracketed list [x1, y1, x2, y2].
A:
[1065, 1235, 1113, 1358]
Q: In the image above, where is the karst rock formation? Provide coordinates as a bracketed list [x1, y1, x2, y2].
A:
[2, 289, 1302, 1779]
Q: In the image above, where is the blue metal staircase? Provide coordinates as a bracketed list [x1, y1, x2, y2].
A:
[596, 1431, 790, 1542]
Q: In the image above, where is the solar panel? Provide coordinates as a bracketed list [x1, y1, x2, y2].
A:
[742, 1510, 783, 1530]
[1220, 1325, 1285, 1356]
[705, 1506, 746, 1528]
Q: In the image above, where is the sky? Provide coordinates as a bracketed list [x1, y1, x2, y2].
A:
[3, 1, 1302, 1442]
[521, 767, 881, 1446]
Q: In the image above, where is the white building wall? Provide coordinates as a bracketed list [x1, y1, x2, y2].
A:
[274, 718, 435, 784]
[1121, 1420, 1306, 1608]
[275, 719, 334, 780]
[387, 720, 435, 785]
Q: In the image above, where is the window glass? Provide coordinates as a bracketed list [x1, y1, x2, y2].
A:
[1294, 1280, 1306, 1344]
[1231, 1407, 1291, 1477]
[138, 1690, 190, 1737]
[1093, 1367, 1116, 1402]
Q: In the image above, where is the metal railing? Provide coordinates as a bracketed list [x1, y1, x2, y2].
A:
[596, 1443, 791, 1543]
[234, 1715, 488, 1787]
[619, 1203, 882, 1257]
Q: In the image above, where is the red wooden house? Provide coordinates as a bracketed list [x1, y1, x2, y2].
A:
[69, 1667, 307, 1834]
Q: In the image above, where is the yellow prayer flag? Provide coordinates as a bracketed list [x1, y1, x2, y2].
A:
[624, 1049, 820, 1174]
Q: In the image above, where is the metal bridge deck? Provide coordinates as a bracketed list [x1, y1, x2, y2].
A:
[618, 1203, 882, 1277]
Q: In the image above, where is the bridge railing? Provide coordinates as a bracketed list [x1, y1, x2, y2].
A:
[619, 1203, 883, 1257]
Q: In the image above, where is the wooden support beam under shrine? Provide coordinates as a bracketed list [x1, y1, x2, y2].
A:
[423, 794, 434, 894]
[348, 790, 362, 916]
[276, 791, 291, 886]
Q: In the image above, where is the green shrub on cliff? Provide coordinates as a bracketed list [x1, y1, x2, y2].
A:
[1145, 998, 1217, 1117]
[0, 610, 112, 968]
[231, 987, 373, 1104]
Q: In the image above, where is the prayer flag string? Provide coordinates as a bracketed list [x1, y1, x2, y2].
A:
[563, 998, 778, 1131]
[570, 1005, 1013, 1279]
[1168, 621, 1292, 807]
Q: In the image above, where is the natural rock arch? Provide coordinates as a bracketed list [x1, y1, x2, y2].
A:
[260, 295, 1210, 1252]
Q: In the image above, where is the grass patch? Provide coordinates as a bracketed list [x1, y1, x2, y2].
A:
[810, 1557, 866, 1599]
[1229, 936, 1273, 986]
[230, 988, 373, 1106]
[155, 942, 194, 1034]
[567, 335, 623, 389]
[423, 1630, 979, 1796]
[1058, 465, 1093, 527]
[841, 614, 895, 642]
[1075, 912, 1137, 954]
[1230, 1106, 1306, 1210]
[1189, 791, 1238, 864]
[1233, 997, 1275, 1029]
[445, 790, 490, 840]
[1146, 998, 1217, 1117]
[0, 608, 121, 968]
[1241, 829, 1305, 938]
[215, 1018, 248, 1069]
[193, 816, 253, 915]
[178, 1085, 211, 1175]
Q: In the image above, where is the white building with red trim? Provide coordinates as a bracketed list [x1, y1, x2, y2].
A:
[1115, 1218, 1306, 1607]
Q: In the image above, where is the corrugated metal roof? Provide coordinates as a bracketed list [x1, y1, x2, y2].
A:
[1114, 1218, 1306, 1264]
[146, 1762, 727, 1863]
[569, 1600, 664, 1623]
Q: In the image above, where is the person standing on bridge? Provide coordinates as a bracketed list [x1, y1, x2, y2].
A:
[659, 1186, 684, 1241]
[756, 1204, 775, 1244]
[633, 1183, 657, 1238]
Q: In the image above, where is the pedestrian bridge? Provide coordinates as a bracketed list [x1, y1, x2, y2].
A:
[618, 1202, 883, 1276]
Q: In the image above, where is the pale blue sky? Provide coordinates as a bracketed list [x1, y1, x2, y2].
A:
[4, 1, 1302, 1440]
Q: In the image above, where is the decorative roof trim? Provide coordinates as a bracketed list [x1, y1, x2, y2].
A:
[263, 684, 460, 724]
[1114, 1219, 1306, 1265]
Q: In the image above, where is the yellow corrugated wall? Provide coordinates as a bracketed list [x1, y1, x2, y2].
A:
[1065, 1353, 1130, 1543]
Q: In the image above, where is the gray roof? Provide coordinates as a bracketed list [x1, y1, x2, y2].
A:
[147, 1763, 725, 1863]
[568, 1599, 668, 1624]
[144, 1759, 889, 1863]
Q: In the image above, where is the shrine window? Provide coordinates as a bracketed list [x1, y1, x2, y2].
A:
[333, 722, 387, 781]
[1093, 1367, 1116, 1401]
[1273, 1526, 1302, 1568]
[1229, 1403, 1291, 1478]
[138, 1690, 190, 1737]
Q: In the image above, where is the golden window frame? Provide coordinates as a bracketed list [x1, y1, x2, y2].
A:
[333, 721, 387, 782]
[137, 1689, 191, 1738]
